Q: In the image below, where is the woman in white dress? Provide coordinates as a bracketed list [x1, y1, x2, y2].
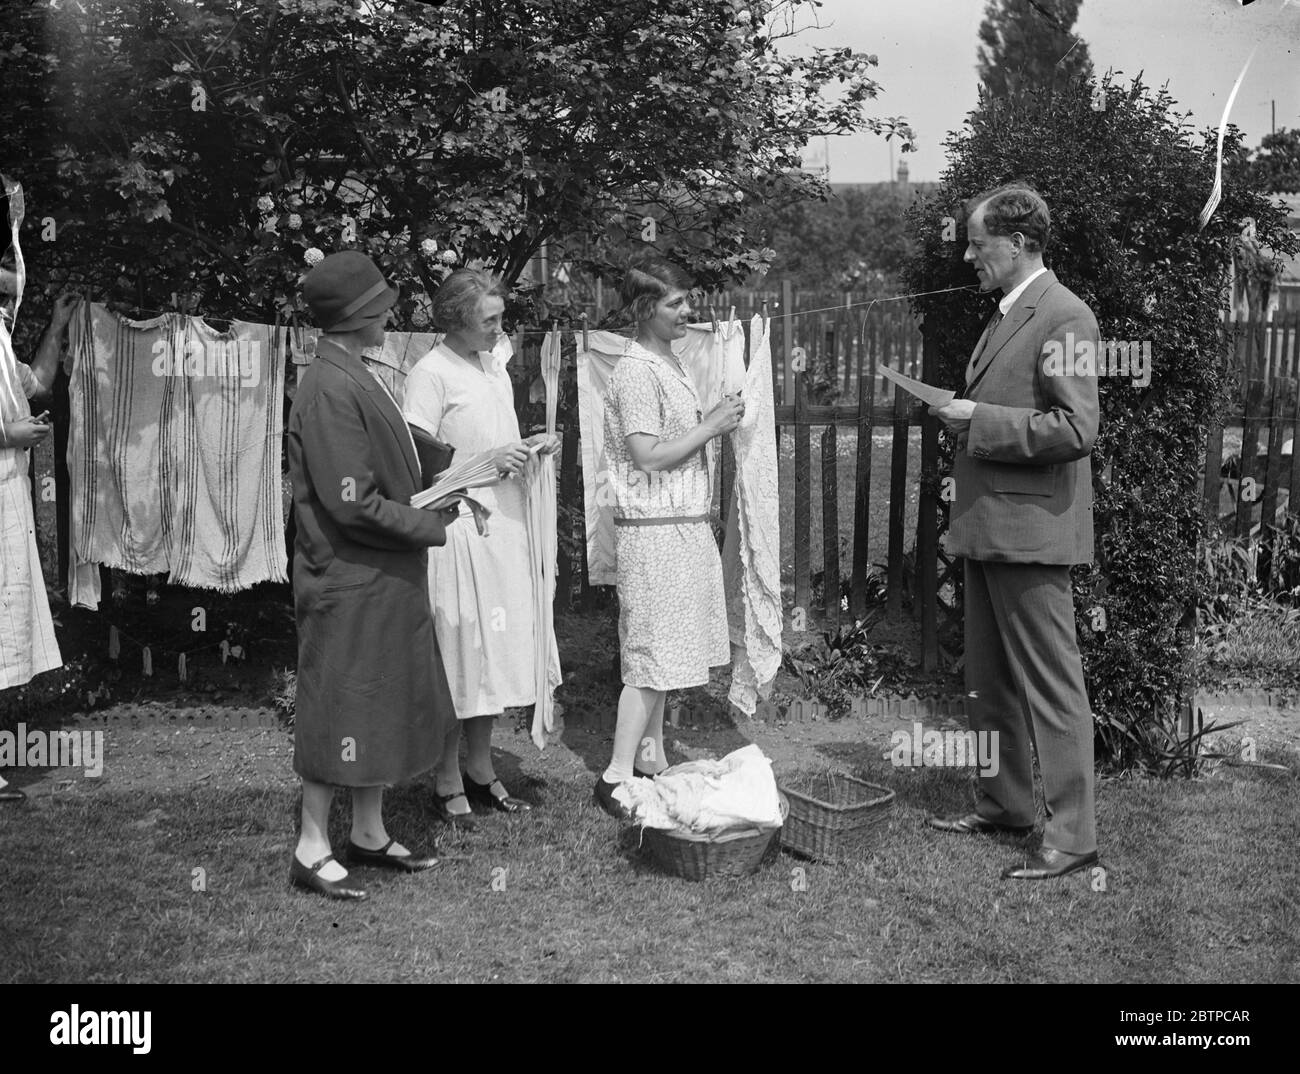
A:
[0, 287, 77, 803]
[404, 270, 558, 826]
[593, 256, 743, 818]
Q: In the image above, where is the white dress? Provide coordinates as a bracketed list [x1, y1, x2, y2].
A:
[403, 341, 536, 717]
[0, 320, 61, 689]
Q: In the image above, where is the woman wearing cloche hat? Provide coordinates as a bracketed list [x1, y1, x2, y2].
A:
[286, 250, 460, 901]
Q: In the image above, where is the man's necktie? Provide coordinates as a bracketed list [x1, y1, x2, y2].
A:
[966, 308, 1004, 386]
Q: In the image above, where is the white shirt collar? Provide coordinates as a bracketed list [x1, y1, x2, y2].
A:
[998, 266, 1048, 315]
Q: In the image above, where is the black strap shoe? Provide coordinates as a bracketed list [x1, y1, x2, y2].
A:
[433, 790, 477, 831]
[593, 777, 632, 821]
[289, 853, 368, 900]
[346, 838, 439, 872]
[463, 774, 532, 813]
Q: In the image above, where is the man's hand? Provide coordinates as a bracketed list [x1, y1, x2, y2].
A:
[929, 399, 976, 429]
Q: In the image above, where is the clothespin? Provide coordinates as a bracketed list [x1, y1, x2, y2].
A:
[728, 305, 735, 326]
[178, 652, 188, 683]
[580, 312, 589, 352]
[142, 646, 153, 677]
[709, 305, 719, 333]
[108, 625, 120, 661]
[761, 299, 769, 321]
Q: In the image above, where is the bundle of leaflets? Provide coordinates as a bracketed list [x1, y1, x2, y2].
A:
[410, 450, 500, 511]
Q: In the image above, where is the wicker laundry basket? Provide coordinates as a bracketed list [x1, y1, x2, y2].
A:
[778, 772, 894, 862]
[642, 794, 788, 881]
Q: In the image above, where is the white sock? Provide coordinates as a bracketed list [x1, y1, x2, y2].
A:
[603, 686, 660, 783]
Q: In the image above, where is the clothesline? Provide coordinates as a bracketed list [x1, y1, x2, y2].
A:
[77, 282, 983, 344]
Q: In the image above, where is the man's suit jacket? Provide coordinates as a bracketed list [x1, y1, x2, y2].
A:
[948, 269, 1099, 565]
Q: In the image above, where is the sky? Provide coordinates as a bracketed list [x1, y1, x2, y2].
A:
[789, 0, 1300, 183]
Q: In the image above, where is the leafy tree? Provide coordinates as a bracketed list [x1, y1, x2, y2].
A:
[976, 0, 1093, 99]
[903, 76, 1294, 771]
[745, 183, 925, 289]
[1249, 128, 1300, 194]
[0, 0, 911, 340]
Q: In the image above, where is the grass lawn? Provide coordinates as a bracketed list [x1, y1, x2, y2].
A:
[2, 731, 1295, 983]
[3, 600, 1296, 984]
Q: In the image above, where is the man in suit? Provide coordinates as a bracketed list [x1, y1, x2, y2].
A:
[928, 184, 1100, 880]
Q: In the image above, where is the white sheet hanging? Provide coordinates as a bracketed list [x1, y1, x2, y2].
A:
[721, 316, 783, 715]
[526, 329, 564, 750]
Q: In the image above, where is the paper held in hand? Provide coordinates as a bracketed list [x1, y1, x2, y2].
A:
[410, 450, 501, 510]
[878, 365, 956, 408]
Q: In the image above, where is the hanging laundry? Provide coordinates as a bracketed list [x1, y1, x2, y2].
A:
[575, 329, 627, 586]
[293, 327, 507, 412]
[677, 320, 746, 513]
[167, 316, 288, 592]
[361, 331, 441, 408]
[525, 329, 564, 750]
[65, 302, 288, 606]
[66, 303, 179, 583]
[721, 316, 783, 715]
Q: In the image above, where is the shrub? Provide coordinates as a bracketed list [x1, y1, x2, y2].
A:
[903, 75, 1296, 772]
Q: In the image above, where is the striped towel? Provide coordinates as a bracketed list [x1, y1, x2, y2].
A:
[66, 303, 287, 604]
[67, 303, 177, 579]
[168, 317, 287, 591]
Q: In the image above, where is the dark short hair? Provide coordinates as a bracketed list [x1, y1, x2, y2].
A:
[621, 253, 694, 323]
[430, 268, 507, 332]
[965, 183, 1051, 253]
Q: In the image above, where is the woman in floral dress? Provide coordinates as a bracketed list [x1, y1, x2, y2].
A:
[593, 255, 744, 818]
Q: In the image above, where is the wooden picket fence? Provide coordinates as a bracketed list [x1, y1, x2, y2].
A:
[1204, 375, 1300, 590]
[1223, 311, 1300, 390]
[552, 281, 946, 668]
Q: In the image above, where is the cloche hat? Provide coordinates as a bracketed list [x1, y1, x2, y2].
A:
[303, 251, 398, 332]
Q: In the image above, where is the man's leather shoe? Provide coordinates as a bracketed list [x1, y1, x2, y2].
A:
[1001, 846, 1099, 880]
[0, 785, 26, 802]
[346, 838, 439, 872]
[928, 811, 1033, 836]
[289, 853, 368, 900]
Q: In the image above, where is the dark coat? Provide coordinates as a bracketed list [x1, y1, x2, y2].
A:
[948, 270, 1100, 565]
[287, 338, 454, 786]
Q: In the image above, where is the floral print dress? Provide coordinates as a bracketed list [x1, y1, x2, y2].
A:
[603, 340, 729, 690]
